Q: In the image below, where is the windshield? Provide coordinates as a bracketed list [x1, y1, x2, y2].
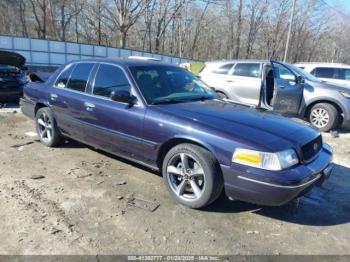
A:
[129, 65, 217, 104]
[288, 64, 320, 82]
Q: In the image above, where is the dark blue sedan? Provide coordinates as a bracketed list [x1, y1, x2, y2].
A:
[20, 58, 333, 208]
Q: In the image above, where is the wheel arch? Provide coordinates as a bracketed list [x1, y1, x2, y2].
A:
[156, 136, 218, 170]
[304, 99, 344, 120]
[34, 101, 50, 115]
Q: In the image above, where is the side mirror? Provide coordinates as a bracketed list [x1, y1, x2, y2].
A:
[110, 90, 137, 106]
[296, 75, 305, 85]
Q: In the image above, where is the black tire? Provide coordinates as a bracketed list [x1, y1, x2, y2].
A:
[216, 91, 228, 99]
[308, 103, 339, 132]
[35, 107, 63, 147]
[162, 143, 223, 209]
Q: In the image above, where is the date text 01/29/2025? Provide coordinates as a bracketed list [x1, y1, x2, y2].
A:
[127, 255, 219, 261]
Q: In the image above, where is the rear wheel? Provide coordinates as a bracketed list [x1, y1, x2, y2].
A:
[162, 143, 223, 209]
[35, 107, 63, 147]
[308, 103, 339, 132]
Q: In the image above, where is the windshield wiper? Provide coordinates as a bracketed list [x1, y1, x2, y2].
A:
[151, 98, 186, 105]
[189, 96, 213, 102]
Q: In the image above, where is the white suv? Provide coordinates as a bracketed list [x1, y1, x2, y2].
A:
[294, 63, 350, 87]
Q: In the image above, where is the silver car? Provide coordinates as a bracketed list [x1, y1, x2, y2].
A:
[199, 59, 350, 132]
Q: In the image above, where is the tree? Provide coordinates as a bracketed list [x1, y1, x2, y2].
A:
[245, 0, 268, 58]
[107, 0, 150, 48]
[29, 0, 50, 39]
[153, 0, 186, 53]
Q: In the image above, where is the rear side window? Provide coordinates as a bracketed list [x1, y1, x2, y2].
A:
[212, 63, 234, 74]
[55, 64, 75, 88]
[233, 63, 260, 78]
[93, 64, 130, 98]
[336, 68, 350, 80]
[313, 67, 335, 79]
[66, 63, 94, 92]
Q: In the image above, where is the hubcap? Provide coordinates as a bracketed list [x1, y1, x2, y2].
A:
[166, 153, 205, 201]
[37, 112, 53, 143]
[310, 108, 330, 128]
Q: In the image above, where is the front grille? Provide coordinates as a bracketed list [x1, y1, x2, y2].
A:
[301, 135, 322, 162]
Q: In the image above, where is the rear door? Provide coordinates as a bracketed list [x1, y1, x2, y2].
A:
[48, 63, 76, 133]
[49, 62, 96, 138]
[227, 62, 262, 105]
[270, 60, 303, 115]
[199, 63, 235, 92]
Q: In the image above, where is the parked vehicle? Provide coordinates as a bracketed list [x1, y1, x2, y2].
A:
[128, 56, 161, 62]
[26, 65, 59, 81]
[0, 51, 27, 102]
[199, 60, 350, 132]
[21, 58, 333, 208]
[294, 62, 350, 87]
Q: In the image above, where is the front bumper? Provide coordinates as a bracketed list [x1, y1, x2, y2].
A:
[221, 145, 333, 206]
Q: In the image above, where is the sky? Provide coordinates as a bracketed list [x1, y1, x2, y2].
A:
[326, 0, 350, 11]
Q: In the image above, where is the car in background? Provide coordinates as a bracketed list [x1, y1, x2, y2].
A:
[128, 56, 161, 62]
[198, 60, 350, 132]
[20, 58, 333, 208]
[26, 65, 59, 82]
[294, 63, 350, 88]
[0, 50, 27, 102]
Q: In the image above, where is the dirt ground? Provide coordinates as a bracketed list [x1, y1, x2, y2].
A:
[0, 105, 350, 255]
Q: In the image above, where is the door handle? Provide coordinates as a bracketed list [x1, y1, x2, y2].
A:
[226, 80, 234, 83]
[84, 102, 95, 111]
[50, 93, 58, 100]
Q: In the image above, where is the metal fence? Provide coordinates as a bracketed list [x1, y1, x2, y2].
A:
[0, 35, 192, 66]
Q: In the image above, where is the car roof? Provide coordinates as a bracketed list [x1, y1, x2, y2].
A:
[294, 62, 350, 68]
[205, 59, 269, 65]
[67, 57, 178, 68]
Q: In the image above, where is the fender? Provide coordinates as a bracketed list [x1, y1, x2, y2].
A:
[156, 134, 224, 168]
[303, 97, 347, 119]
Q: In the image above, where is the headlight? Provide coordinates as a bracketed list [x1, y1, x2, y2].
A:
[340, 91, 350, 98]
[232, 148, 299, 171]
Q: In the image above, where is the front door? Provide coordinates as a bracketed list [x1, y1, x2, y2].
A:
[270, 60, 304, 115]
[82, 63, 145, 161]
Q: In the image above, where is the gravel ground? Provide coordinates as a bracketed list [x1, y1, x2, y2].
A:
[0, 107, 349, 255]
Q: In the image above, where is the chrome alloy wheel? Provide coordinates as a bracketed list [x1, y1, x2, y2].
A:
[310, 108, 330, 128]
[37, 112, 53, 143]
[166, 153, 205, 201]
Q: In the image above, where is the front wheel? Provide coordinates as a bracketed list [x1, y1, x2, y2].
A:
[35, 107, 63, 147]
[162, 143, 223, 209]
[308, 103, 339, 132]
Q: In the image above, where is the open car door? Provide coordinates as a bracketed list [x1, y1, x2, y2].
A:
[270, 60, 304, 115]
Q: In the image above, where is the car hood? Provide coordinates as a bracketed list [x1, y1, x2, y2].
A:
[156, 99, 319, 151]
[0, 51, 26, 68]
[307, 79, 350, 92]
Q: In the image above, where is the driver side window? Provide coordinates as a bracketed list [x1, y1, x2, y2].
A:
[274, 64, 296, 83]
[93, 64, 131, 98]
